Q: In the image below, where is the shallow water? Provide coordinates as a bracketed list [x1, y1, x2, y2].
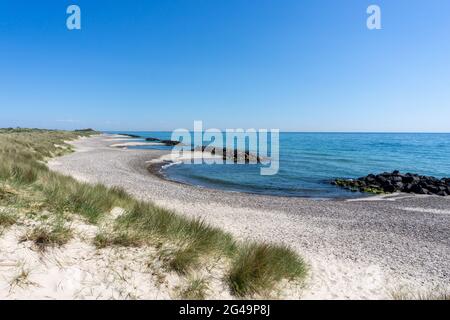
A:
[107, 132, 450, 198]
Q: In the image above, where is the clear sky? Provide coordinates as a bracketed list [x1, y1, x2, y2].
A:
[1, 0, 449, 132]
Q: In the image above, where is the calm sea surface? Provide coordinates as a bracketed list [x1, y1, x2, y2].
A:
[107, 132, 450, 198]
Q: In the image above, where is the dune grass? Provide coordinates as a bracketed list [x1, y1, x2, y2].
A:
[227, 243, 307, 297]
[21, 223, 72, 251]
[0, 210, 17, 228]
[116, 201, 237, 274]
[177, 277, 209, 300]
[0, 128, 307, 297]
[9, 265, 35, 291]
[40, 172, 131, 223]
[93, 231, 142, 248]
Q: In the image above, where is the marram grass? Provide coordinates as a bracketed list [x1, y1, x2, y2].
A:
[228, 242, 307, 297]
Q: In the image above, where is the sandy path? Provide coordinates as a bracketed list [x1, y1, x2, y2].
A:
[48, 134, 450, 299]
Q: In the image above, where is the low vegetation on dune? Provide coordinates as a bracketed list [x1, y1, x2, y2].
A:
[228, 243, 307, 297]
[20, 222, 73, 251]
[176, 276, 209, 300]
[0, 210, 17, 229]
[0, 128, 307, 298]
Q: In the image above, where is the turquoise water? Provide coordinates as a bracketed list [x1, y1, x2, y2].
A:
[108, 132, 450, 198]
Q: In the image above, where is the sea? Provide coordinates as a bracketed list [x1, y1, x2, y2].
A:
[106, 131, 450, 199]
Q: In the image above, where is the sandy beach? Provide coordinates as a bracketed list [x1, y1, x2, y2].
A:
[45, 134, 450, 299]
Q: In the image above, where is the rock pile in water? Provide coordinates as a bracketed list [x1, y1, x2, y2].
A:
[332, 171, 450, 196]
[118, 134, 181, 146]
[191, 145, 261, 163]
[144, 137, 181, 146]
[126, 134, 260, 162]
[119, 133, 141, 138]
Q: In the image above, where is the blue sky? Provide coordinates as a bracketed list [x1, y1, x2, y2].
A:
[1, 0, 449, 132]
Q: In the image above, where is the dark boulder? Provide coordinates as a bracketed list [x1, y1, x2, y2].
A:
[144, 137, 180, 146]
[384, 184, 396, 193]
[382, 180, 393, 188]
[403, 183, 413, 193]
[160, 140, 180, 146]
[427, 185, 439, 194]
[410, 184, 425, 194]
[403, 175, 420, 184]
[376, 175, 387, 184]
[419, 181, 429, 188]
[393, 181, 404, 189]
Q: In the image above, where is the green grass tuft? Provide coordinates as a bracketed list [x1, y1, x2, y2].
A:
[93, 231, 142, 248]
[0, 210, 17, 228]
[177, 277, 209, 300]
[227, 242, 307, 297]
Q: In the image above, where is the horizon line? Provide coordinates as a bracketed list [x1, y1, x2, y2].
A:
[3, 127, 450, 134]
[102, 130, 450, 134]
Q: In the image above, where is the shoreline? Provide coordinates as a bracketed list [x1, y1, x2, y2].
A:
[47, 134, 450, 299]
[141, 147, 407, 202]
[146, 157, 372, 202]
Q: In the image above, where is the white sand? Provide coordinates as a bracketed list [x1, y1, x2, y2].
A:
[0, 214, 165, 299]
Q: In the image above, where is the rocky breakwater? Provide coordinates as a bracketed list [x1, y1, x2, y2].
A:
[145, 137, 181, 146]
[119, 133, 141, 138]
[191, 145, 262, 164]
[332, 171, 450, 196]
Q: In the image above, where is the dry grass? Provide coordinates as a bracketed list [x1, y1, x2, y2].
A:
[21, 223, 72, 251]
[9, 265, 35, 291]
[391, 288, 450, 300]
[177, 277, 209, 300]
[0, 210, 17, 228]
[93, 231, 142, 248]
